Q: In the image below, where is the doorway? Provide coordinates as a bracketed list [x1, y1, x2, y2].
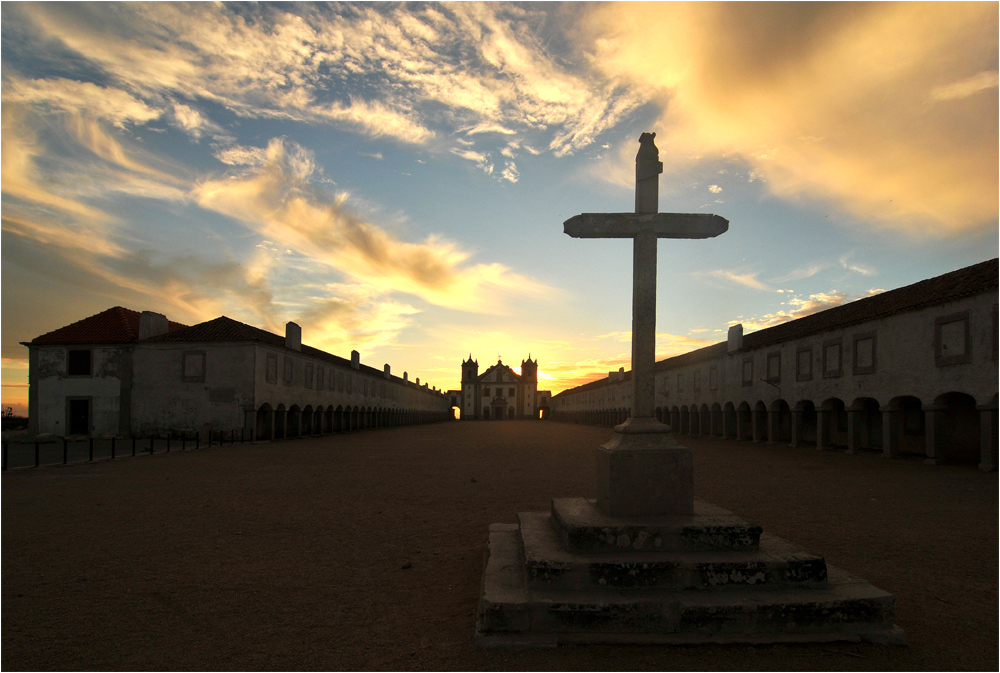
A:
[68, 398, 90, 435]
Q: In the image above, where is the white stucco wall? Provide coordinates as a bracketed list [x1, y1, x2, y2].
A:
[33, 345, 125, 436]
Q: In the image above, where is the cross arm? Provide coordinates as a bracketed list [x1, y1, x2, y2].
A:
[564, 213, 729, 239]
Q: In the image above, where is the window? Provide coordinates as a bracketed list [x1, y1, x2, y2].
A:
[304, 363, 314, 389]
[766, 352, 781, 382]
[266, 354, 278, 384]
[935, 311, 971, 366]
[67, 349, 92, 376]
[283, 357, 293, 385]
[823, 339, 842, 378]
[693, 370, 701, 392]
[853, 333, 877, 375]
[484, 387, 491, 397]
[182, 351, 206, 382]
[676, 374, 683, 392]
[316, 367, 324, 390]
[741, 358, 753, 387]
[509, 387, 515, 397]
[709, 366, 718, 391]
[796, 347, 812, 382]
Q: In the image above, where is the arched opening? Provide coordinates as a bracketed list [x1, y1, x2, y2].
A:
[849, 397, 882, 453]
[274, 405, 287, 440]
[680, 405, 690, 434]
[769, 400, 791, 444]
[451, 406, 461, 420]
[737, 402, 753, 441]
[334, 405, 345, 432]
[538, 406, 550, 420]
[302, 406, 314, 436]
[929, 392, 980, 462]
[256, 403, 273, 441]
[324, 406, 334, 434]
[287, 405, 301, 438]
[723, 402, 737, 439]
[711, 403, 723, 437]
[792, 400, 817, 447]
[885, 396, 925, 456]
[817, 398, 848, 450]
[753, 401, 768, 443]
[670, 406, 680, 432]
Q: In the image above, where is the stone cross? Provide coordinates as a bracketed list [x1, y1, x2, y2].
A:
[564, 132, 728, 426]
[563, 133, 728, 517]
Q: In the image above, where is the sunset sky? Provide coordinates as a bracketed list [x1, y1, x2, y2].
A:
[2, 2, 997, 414]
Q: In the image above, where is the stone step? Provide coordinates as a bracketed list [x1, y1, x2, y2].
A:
[522, 511, 826, 592]
[551, 497, 762, 553]
[477, 524, 905, 648]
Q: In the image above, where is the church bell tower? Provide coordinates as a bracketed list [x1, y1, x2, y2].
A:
[461, 355, 479, 384]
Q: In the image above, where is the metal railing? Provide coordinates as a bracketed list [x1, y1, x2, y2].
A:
[2, 429, 254, 471]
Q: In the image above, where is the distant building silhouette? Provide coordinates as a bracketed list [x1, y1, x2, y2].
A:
[447, 356, 551, 420]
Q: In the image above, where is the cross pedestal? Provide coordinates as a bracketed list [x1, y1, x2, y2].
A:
[475, 133, 903, 649]
[564, 132, 728, 517]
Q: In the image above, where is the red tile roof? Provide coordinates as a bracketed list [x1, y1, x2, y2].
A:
[26, 307, 188, 345]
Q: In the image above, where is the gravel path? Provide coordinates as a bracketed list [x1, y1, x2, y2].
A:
[3, 421, 997, 670]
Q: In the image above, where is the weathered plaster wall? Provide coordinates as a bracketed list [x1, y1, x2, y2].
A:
[33, 345, 125, 436]
[130, 343, 256, 434]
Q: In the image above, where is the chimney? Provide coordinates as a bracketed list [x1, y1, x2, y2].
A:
[383, 364, 391, 379]
[403, 372, 409, 382]
[728, 324, 744, 353]
[351, 350, 360, 370]
[416, 377, 420, 386]
[139, 311, 169, 339]
[285, 322, 302, 351]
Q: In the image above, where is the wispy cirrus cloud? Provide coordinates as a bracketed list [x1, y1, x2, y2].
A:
[192, 138, 549, 312]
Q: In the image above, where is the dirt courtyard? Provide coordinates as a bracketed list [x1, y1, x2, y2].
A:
[3, 421, 997, 670]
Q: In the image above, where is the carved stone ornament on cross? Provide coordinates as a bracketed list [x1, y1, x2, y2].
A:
[564, 133, 729, 516]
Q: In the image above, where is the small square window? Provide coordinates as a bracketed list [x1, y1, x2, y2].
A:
[766, 352, 781, 382]
[67, 349, 92, 376]
[823, 339, 842, 378]
[796, 348, 812, 382]
[853, 333, 877, 375]
[935, 312, 971, 366]
[182, 352, 205, 382]
[266, 354, 278, 384]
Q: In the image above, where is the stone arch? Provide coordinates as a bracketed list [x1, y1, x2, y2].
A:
[256, 403, 274, 441]
[736, 401, 753, 441]
[670, 406, 680, 432]
[927, 392, 980, 462]
[302, 406, 314, 436]
[274, 404, 287, 440]
[679, 405, 690, 434]
[753, 401, 768, 443]
[883, 396, 925, 456]
[818, 398, 848, 450]
[769, 399, 791, 444]
[699, 404, 711, 437]
[287, 405, 301, 438]
[334, 405, 345, 432]
[723, 402, 737, 439]
[710, 403, 723, 437]
[791, 400, 817, 447]
[846, 397, 882, 453]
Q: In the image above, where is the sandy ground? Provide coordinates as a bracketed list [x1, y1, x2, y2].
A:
[2, 421, 997, 671]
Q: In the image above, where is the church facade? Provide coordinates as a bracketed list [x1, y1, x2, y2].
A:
[447, 356, 552, 420]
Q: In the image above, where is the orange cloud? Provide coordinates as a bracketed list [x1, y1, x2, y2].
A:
[583, 2, 998, 234]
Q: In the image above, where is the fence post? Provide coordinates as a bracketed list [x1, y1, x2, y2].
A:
[111, 437, 116, 460]
[132, 436, 136, 457]
[231, 429, 235, 445]
[196, 432, 200, 451]
[35, 441, 40, 468]
[166, 436, 171, 453]
[88, 438, 93, 462]
[2, 441, 7, 471]
[63, 438, 68, 464]
[182, 435, 186, 451]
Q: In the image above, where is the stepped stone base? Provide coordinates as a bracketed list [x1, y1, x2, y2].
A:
[476, 499, 905, 649]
